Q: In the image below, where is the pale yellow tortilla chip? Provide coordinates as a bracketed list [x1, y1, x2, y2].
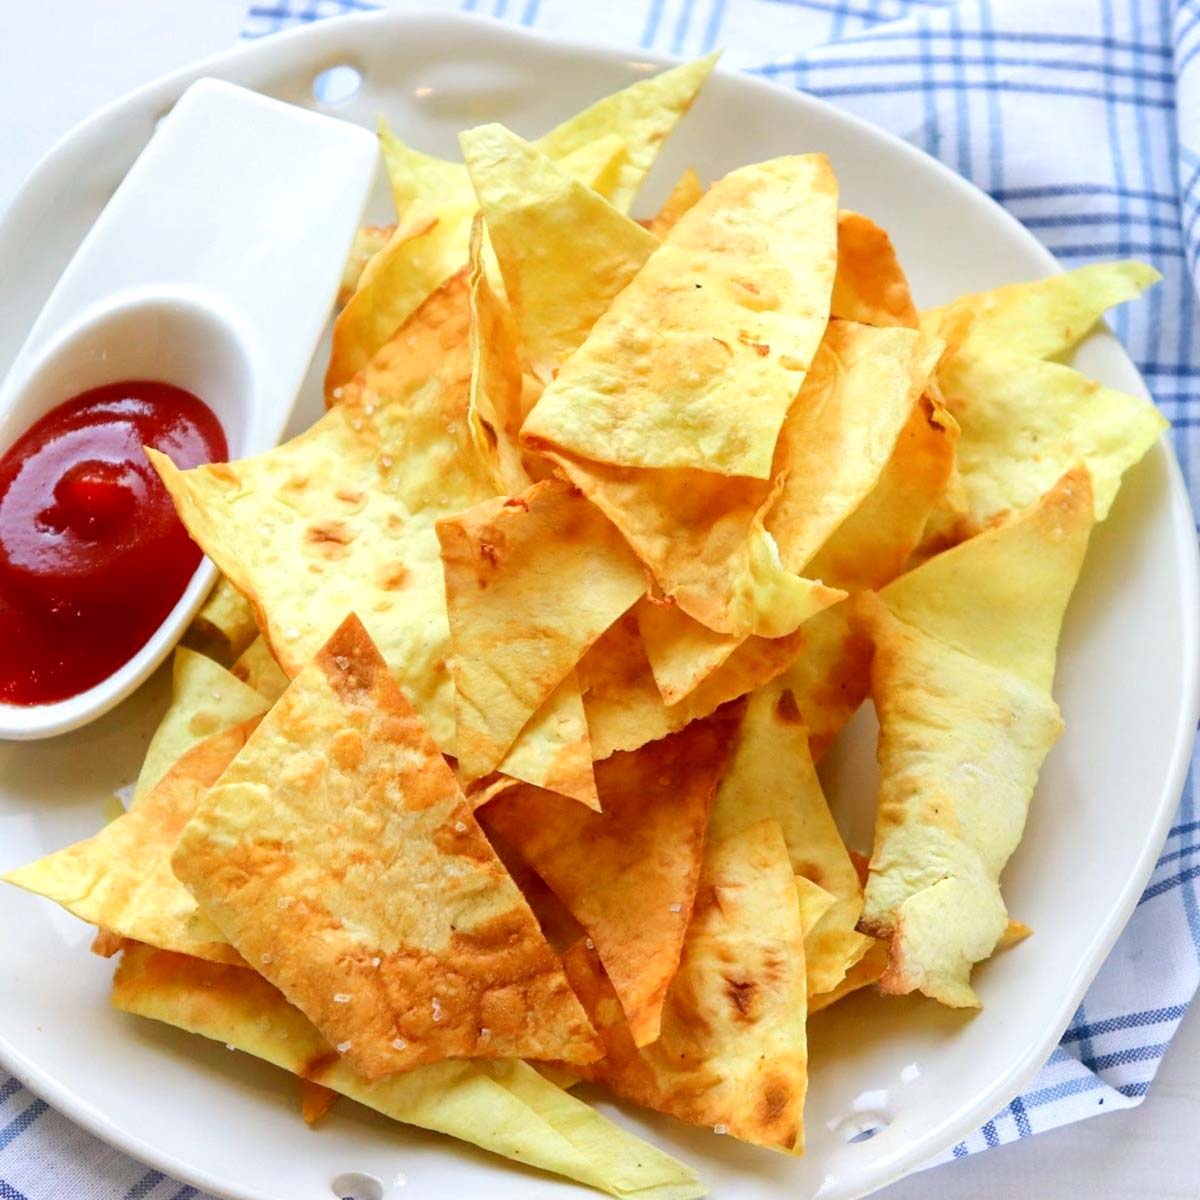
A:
[633, 598, 740, 705]
[564, 819, 809, 1152]
[922, 260, 1159, 362]
[437, 477, 646, 782]
[152, 270, 494, 754]
[536, 54, 718, 214]
[465, 214, 533, 495]
[523, 155, 839, 479]
[809, 939, 888, 1015]
[937, 350, 1166, 532]
[580, 613, 803, 760]
[880, 466, 1095, 692]
[832, 211, 918, 328]
[184, 576, 260, 664]
[461, 124, 658, 382]
[856, 595, 1064, 1008]
[710, 686, 872, 996]
[329, 137, 636, 400]
[379, 119, 476, 221]
[113, 945, 703, 1200]
[231, 636, 290, 703]
[649, 167, 704, 238]
[495, 671, 599, 811]
[857, 469, 1095, 1007]
[133, 647, 269, 803]
[172, 615, 601, 1080]
[4, 723, 258, 964]
[479, 707, 741, 1048]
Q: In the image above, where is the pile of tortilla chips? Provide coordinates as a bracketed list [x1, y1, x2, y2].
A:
[4, 55, 1168, 1196]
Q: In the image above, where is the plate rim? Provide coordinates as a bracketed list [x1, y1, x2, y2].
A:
[1, 10, 1197, 1200]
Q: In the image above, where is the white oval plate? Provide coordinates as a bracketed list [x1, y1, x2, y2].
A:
[0, 12, 1196, 1200]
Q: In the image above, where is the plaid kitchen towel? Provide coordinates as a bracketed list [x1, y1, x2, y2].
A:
[1, 0, 1198, 1195]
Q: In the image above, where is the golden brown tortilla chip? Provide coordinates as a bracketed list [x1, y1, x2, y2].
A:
[633, 598, 741, 705]
[172, 615, 601, 1079]
[152, 270, 495, 755]
[523, 155, 839, 480]
[479, 707, 741, 1047]
[299, 1078, 337, 1125]
[710, 687, 872, 996]
[831, 211, 918, 328]
[4, 722, 259, 964]
[564, 819, 809, 1152]
[437, 478, 646, 782]
[113, 945, 703, 1200]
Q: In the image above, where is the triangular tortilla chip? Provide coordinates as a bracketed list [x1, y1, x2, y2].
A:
[379, 119, 477, 221]
[113, 945, 703, 1200]
[523, 155, 839, 479]
[329, 136, 637, 399]
[855, 594, 1064, 1008]
[437, 477, 646, 781]
[831, 211, 918, 328]
[711, 686, 872, 996]
[231, 637, 290, 703]
[479, 707, 741, 1046]
[649, 167, 704, 238]
[795, 876, 837, 939]
[495, 671, 599, 810]
[299, 1078, 336, 1125]
[880, 467, 1094, 692]
[922, 260, 1159, 362]
[4, 722, 259, 964]
[564, 819, 809, 1152]
[856, 469, 1095, 1006]
[152, 270, 494, 755]
[172, 615, 601, 1079]
[461, 124, 658, 382]
[809, 939, 888, 1015]
[133, 647, 269, 803]
[937, 351, 1166, 531]
[184, 576, 259, 664]
[536, 54, 718, 213]
[580, 612, 803, 760]
[634, 598, 740, 705]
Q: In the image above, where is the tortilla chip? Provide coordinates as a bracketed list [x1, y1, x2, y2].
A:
[461, 124, 658, 382]
[437, 477, 646, 783]
[172, 615, 600, 1079]
[113, 945, 703, 1200]
[91, 929, 126, 958]
[880, 467, 1094, 693]
[795, 876, 837, 939]
[152, 270, 494, 755]
[379, 120, 476, 221]
[185, 576, 260, 664]
[710, 686, 872, 996]
[536, 54, 718, 214]
[831, 211, 918, 328]
[649, 168, 705, 238]
[580, 612, 803, 760]
[338, 223, 395, 309]
[479, 708, 741, 1047]
[231, 637, 290, 703]
[523, 155, 838, 479]
[937, 351, 1166, 531]
[299, 1078, 336, 1125]
[328, 137, 634, 401]
[856, 470, 1094, 1006]
[564, 819, 809, 1152]
[855, 595, 1064, 1008]
[465, 215, 533, 495]
[922, 260, 1160, 363]
[132, 647, 269, 803]
[809, 939, 888, 1015]
[4, 722, 258, 964]
[634, 599, 741, 705]
[496, 671, 599, 810]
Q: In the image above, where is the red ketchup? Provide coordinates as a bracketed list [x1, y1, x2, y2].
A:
[0, 381, 226, 706]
